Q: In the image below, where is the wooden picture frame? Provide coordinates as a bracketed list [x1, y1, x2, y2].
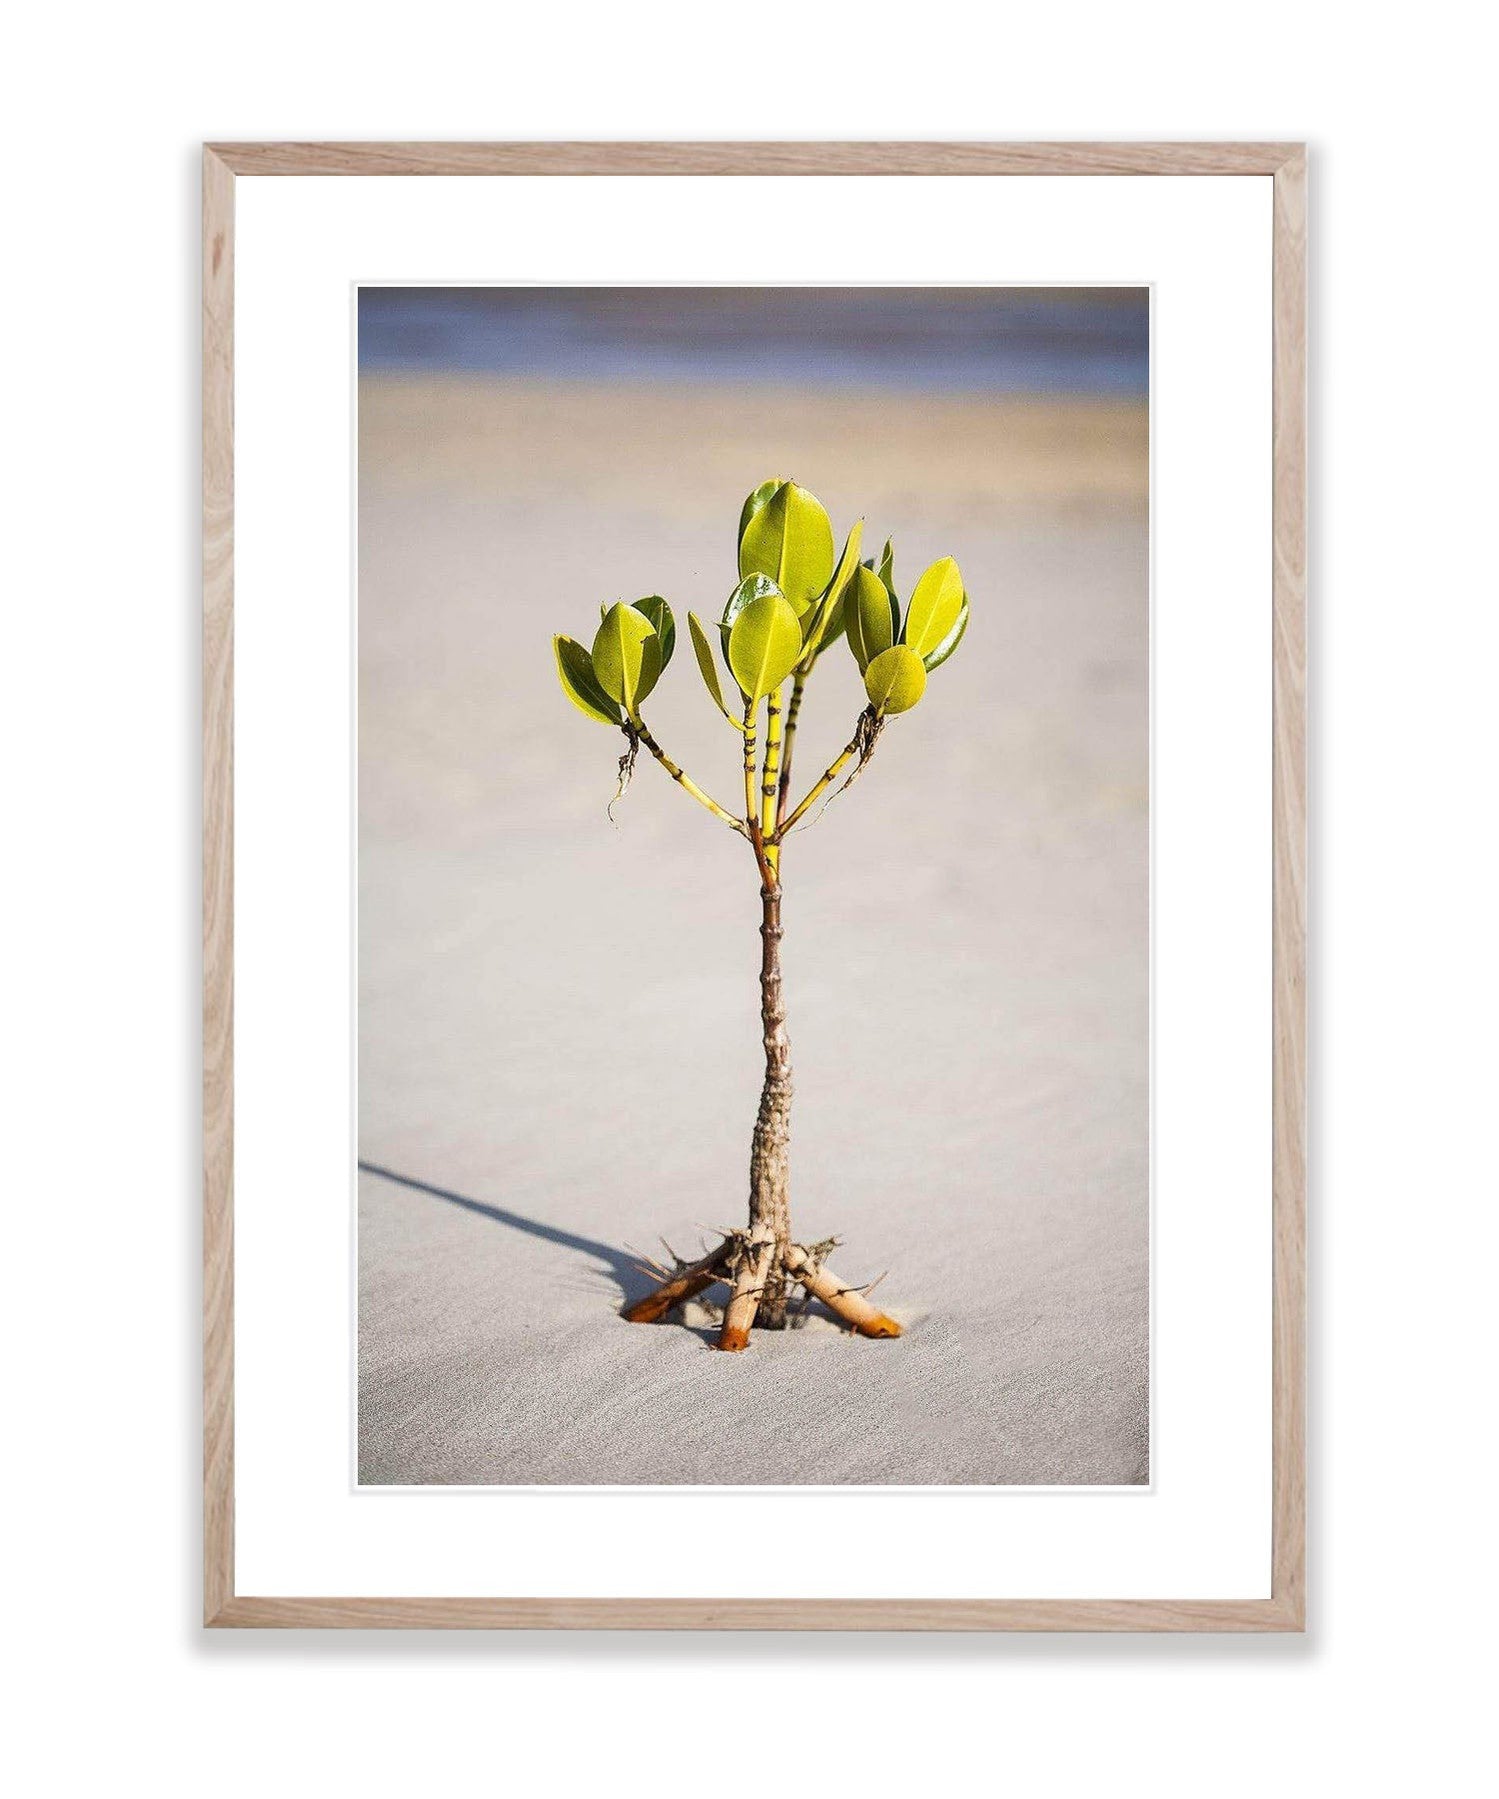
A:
[203, 140, 1306, 1630]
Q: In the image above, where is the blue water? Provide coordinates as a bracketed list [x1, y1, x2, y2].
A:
[358, 287, 1147, 398]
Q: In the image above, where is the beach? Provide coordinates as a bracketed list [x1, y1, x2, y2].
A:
[358, 373, 1149, 1485]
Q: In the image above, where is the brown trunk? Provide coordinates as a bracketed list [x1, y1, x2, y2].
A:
[630, 864, 903, 1350]
[748, 879, 793, 1328]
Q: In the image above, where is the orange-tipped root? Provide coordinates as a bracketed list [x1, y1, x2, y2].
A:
[622, 1245, 730, 1324]
[623, 1234, 903, 1345]
[784, 1245, 902, 1339]
[715, 1231, 775, 1351]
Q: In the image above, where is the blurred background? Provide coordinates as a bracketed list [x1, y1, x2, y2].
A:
[359, 286, 1148, 394]
[358, 287, 1149, 1486]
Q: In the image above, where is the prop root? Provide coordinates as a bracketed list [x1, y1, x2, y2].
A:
[621, 1242, 732, 1324]
[784, 1244, 902, 1338]
[622, 1233, 902, 1345]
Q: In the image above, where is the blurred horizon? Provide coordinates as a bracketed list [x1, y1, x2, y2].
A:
[358, 286, 1149, 398]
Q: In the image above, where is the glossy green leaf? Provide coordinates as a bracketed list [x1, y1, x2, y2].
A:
[922, 593, 969, 672]
[630, 595, 675, 669]
[845, 564, 898, 673]
[863, 644, 927, 715]
[902, 557, 965, 661]
[737, 480, 835, 613]
[800, 518, 864, 661]
[592, 601, 663, 718]
[688, 611, 741, 728]
[727, 591, 803, 702]
[719, 572, 781, 660]
[553, 634, 622, 727]
[737, 478, 786, 559]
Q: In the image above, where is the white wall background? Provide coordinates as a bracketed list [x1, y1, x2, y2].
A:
[4, 5, 1494, 1794]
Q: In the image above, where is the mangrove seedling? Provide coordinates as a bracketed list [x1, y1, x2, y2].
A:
[552, 479, 969, 1349]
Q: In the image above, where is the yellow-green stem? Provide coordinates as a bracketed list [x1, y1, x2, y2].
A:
[777, 732, 861, 837]
[760, 687, 784, 877]
[741, 700, 759, 831]
[635, 724, 747, 836]
[775, 674, 807, 830]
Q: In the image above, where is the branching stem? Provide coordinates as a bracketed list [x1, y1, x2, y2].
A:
[777, 706, 883, 838]
[747, 820, 778, 891]
[633, 723, 748, 836]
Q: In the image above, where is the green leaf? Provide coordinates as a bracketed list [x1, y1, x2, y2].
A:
[737, 478, 786, 559]
[688, 611, 742, 728]
[813, 590, 848, 658]
[877, 537, 895, 597]
[845, 564, 898, 673]
[922, 593, 969, 672]
[592, 601, 663, 718]
[902, 557, 965, 661]
[737, 480, 835, 613]
[800, 518, 864, 661]
[864, 645, 927, 715]
[727, 591, 803, 702]
[720, 572, 781, 661]
[553, 634, 622, 728]
[630, 595, 675, 669]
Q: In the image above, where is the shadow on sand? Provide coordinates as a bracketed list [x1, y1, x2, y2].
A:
[357, 1159, 665, 1311]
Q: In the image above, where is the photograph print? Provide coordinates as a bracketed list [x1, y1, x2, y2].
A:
[357, 285, 1149, 1487]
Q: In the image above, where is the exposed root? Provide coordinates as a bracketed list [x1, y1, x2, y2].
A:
[607, 726, 640, 823]
[622, 1237, 733, 1324]
[714, 1229, 775, 1351]
[785, 1243, 902, 1339]
[623, 1226, 904, 1346]
[844, 706, 886, 791]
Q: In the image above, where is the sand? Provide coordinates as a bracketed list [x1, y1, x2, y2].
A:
[357, 375, 1149, 1485]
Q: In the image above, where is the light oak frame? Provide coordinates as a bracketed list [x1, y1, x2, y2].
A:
[203, 140, 1306, 1631]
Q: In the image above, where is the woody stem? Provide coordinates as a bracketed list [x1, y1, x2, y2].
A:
[717, 873, 794, 1345]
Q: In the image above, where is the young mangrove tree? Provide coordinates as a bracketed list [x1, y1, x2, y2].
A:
[552, 478, 969, 1350]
